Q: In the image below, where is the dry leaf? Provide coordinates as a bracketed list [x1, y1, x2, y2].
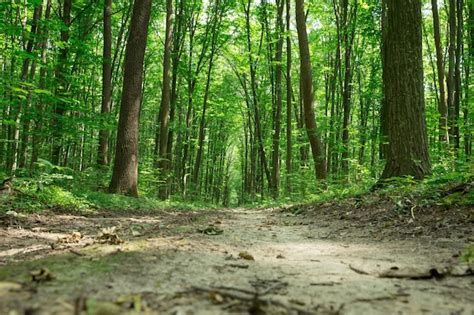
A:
[238, 251, 254, 261]
[96, 227, 123, 245]
[30, 268, 55, 282]
[58, 231, 82, 244]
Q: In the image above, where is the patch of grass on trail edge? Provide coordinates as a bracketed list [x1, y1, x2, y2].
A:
[0, 176, 219, 216]
[241, 169, 474, 211]
[0, 186, 219, 216]
[1, 164, 472, 216]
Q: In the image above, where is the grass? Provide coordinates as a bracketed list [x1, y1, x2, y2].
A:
[1, 160, 472, 216]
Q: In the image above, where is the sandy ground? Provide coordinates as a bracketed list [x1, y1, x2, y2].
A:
[0, 207, 473, 314]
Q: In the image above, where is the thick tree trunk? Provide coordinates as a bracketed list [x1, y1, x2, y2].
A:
[98, 0, 113, 166]
[380, 0, 431, 180]
[109, 0, 152, 197]
[295, 0, 327, 180]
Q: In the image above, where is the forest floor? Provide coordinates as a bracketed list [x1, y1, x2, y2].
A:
[0, 196, 473, 314]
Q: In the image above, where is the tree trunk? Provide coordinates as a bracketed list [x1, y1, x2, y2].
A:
[431, 0, 449, 143]
[98, 0, 113, 166]
[31, 0, 52, 169]
[243, 0, 272, 190]
[447, 0, 457, 146]
[285, 0, 292, 193]
[295, 0, 327, 180]
[340, 0, 357, 176]
[109, 0, 152, 197]
[157, 0, 173, 199]
[51, 0, 72, 165]
[453, 0, 463, 150]
[7, 3, 42, 174]
[271, 0, 284, 198]
[380, 0, 431, 180]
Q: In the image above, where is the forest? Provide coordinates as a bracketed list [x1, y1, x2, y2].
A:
[0, 0, 473, 314]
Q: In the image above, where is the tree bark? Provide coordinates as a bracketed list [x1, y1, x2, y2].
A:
[31, 0, 52, 169]
[295, 0, 327, 180]
[271, 0, 284, 198]
[447, 0, 457, 146]
[453, 0, 463, 150]
[98, 0, 113, 166]
[51, 0, 72, 165]
[157, 0, 173, 199]
[380, 0, 431, 180]
[431, 0, 449, 143]
[285, 0, 292, 193]
[109, 0, 152, 197]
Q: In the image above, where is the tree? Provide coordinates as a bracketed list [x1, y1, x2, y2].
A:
[285, 0, 292, 192]
[295, 0, 327, 180]
[270, 0, 284, 197]
[51, 0, 72, 166]
[98, 0, 113, 166]
[431, 0, 448, 143]
[109, 0, 152, 197]
[157, 0, 173, 199]
[380, 0, 431, 180]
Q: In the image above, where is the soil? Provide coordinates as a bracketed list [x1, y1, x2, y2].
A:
[0, 202, 473, 315]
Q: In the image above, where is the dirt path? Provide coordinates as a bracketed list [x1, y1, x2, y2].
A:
[0, 207, 473, 314]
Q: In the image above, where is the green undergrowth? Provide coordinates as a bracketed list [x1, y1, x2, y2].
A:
[0, 162, 218, 215]
[1, 159, 472, 215]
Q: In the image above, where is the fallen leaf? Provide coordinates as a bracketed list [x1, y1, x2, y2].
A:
[209, 291, 225, 304]
[96, 227, 123, 245]
[58, 231, 82, 244]
[238, 251, 254, 261]
[30, 268, 55, 282]
[197, 226, 224, 235]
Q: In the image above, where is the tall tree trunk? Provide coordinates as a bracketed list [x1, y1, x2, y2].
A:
[285, 0, 292, 193]
[295, 0, 327, 180]
[52, 0, 72, 165]
[339, 0, 357, 176]
[447, 0, 457, 147]
[380, 0, 431, 180]
[193, 3, 223, 189]
[465, 2, 473, 157]
[271, 0, 284, 198]
[157, 0, 173, 199]
[431, 0, 449, 143]
[98, 0, 113, 166]
[453, 0, 463, 150]
[7, 3, 42, 174]
[243, 0, 272, 190]
[31, 0, 52, 168]
[109, 0, 152, 197]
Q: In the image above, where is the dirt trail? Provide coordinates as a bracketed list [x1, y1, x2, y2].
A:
[0, 207, 473, 314]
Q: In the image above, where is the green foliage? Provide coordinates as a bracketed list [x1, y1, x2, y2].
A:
[461, 246, 474, 263]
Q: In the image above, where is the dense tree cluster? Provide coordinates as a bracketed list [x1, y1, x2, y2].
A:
[0, 0, 471, 204]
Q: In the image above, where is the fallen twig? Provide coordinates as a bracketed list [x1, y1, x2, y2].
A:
[348, 264, 370, 275]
